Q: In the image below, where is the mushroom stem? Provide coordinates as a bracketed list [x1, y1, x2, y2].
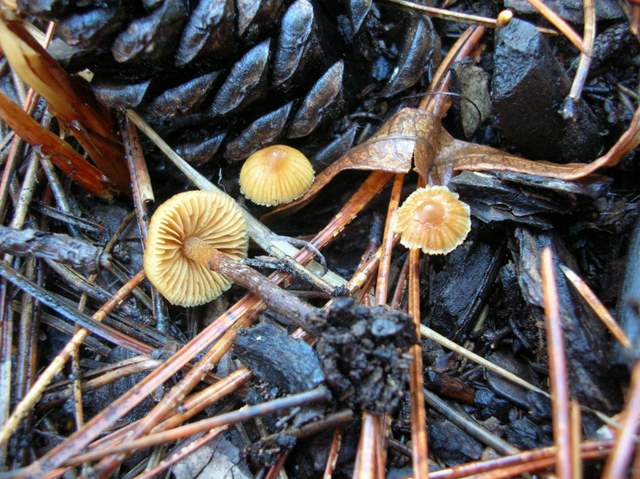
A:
[183, 237, 319, 334]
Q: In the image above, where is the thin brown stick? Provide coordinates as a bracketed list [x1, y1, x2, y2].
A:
[603, 362, 640, 478]
[207, 249, 319, 335]
[541, 247, 573, 479]
[0, 270, 146, 449]
[525, 0, 586, 52]
[560, 264, 630, 348]
[390, 254, 410, 310]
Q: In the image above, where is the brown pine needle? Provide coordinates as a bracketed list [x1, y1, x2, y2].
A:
[541, 247, 573, 479]
[570, 400, 582, 479]
[408, 246, 428, 479]
[603, 362, 640, 478]
[353, 413, 380, 478]
[525, 0, 586, 53]
[560, 264, 631, 348]
[323, 429, 343, 478]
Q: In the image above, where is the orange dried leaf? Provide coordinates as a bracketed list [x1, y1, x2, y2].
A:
[0, 16, 130, 192]
[0, 92, 112, 199]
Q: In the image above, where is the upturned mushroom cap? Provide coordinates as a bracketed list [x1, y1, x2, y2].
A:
[392, 186, 471, 255]
[144, 190, 248, 306]
[240, 145, 314, 206]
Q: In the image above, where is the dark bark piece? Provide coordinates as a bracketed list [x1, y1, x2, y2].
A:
[381, 16, 434, 98]
[492, 19, 601, 162]
[428, 415, 483, 466]
[450, 171, 609, 228]
[56, 7, 128, 49]
[234, 322, 325, 393]
[312, 124, 357, 171]
[428, 234, 503, 339]
[175, 0, 237, 67]
[288, 61, 344, 139]
[505, 417, 548, 450]
[0, 226, 109, 273]
[615, 218, 640, 366]
[93, 80, 151, 108]
[175, 133, 226, 166]
[492, 19, 569, 160]
[485, 350, 538, 408]
[146, 71, 220, 118]
[347, 0, 371, 33]
[210, 39, 271, 116]
[225, 102, 293, 161]
[591, 23, 636, 70]
[512, 228, 622, 412]
[112, 0, 188, 64]
[272, 0, 315, 86]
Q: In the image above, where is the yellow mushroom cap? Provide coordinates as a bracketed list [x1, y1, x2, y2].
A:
[144, 190, 248, 306]
[497, 9, 514, 27]
[392, 186, 471, 255]
[239, 145, 314, 206]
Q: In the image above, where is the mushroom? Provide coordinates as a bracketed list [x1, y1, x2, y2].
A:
[240, 145, 314, 206]
[391, 186, 471, 255]
[145, 190, 318, 332]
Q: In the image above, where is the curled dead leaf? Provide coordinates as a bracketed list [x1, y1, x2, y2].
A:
[266, 105, 640, 218]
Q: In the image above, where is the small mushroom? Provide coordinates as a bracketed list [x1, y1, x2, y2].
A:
[392, 186, 471, 255]
[144, 190, 249, 306]
[144, 190, 318, 333]
[239, 144, 314, 206]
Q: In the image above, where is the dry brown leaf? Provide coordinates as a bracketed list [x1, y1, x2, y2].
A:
[0, 16, 130, 193]
[0, 92, 113, 199]
[267, 105, 640, 217]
